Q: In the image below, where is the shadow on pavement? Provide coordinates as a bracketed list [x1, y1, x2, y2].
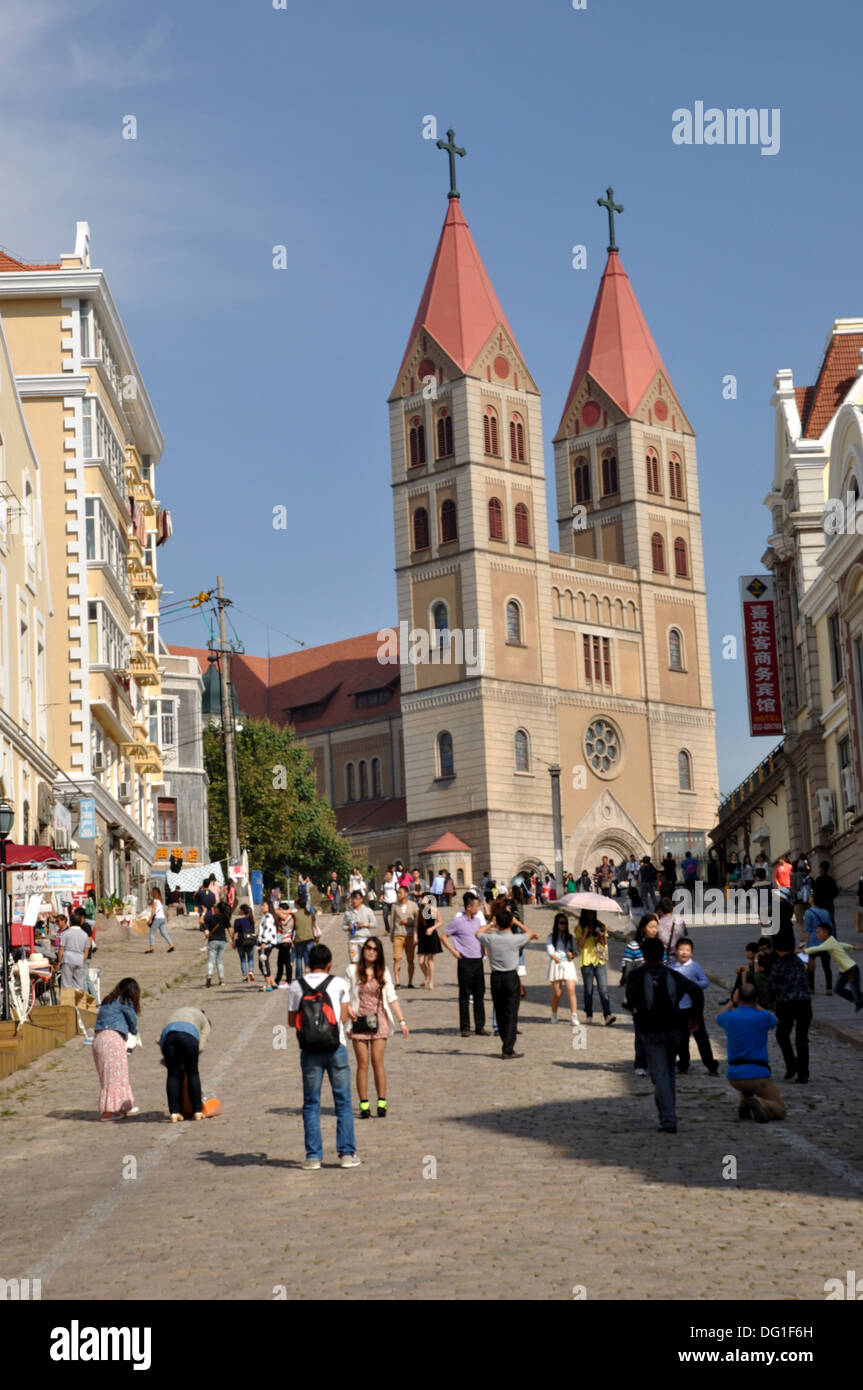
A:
[452, 1092, 819, 1190]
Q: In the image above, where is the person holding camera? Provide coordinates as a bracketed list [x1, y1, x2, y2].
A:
[715, 983, 785, 1122]
[477, 906, 538, 1058]
[347, 936, 408, 1118]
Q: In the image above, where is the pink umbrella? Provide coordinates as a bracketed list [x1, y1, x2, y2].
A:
[557, 891, 624, 914]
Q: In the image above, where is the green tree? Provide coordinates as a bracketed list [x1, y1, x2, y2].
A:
[203, 718, 352, 888]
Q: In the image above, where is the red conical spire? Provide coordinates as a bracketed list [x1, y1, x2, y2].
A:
[397, 199, 519, 378]
[559, 251, 673, 425]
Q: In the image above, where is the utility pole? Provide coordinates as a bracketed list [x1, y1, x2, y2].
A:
[215, 576, 241, 867]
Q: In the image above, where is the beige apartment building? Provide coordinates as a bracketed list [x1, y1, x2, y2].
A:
[0, 316, 59, 843]
[0, 224, 168, 897]
[712, 319, 863, 887]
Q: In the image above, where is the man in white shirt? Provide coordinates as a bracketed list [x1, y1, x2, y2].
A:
[380, 866, 398, 936]
[287, 944, 359, 1170]
[342, 890, 377, 964]
[430, 870, 445, 906]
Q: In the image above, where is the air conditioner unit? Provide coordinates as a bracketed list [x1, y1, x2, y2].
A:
[841, 767, 856, 812]
[118, 782, 132, 804]
[817, 787, 836, 829]
[92, 752, 105, 772]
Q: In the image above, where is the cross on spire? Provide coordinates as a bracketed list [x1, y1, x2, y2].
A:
[436, 127, 466, 199]
[597, 186, 623, 253]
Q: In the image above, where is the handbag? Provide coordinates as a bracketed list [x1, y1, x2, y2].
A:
[352, 1013, 379, 1035]
[126, 1031, 142, 1052]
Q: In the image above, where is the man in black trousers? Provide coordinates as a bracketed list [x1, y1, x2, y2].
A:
[441, 892, 489, 1037]
[768, 941, 812, 1084]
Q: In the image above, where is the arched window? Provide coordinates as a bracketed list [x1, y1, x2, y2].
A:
[552, 587, 561, 616]
[456, 868, 464, 886]
[669, 452, 684, 499]
[345, 762, 355, 802]
[371, 757, 382, 798]
[437, 731, 454, 778]
[601, 450, 618, 496]
[510, 413, 525, 462]
[668, 627, 683, 670]
[514, 502, 530, 545]
[432, 601, 449, 655]
[436, 411, 453, 459]
[678, 749, 693, 791]
[514, 729, 530, 772]
[484, 407, 500, 456]
[674, 537, 689, 577]
[358, 760, 368, 800]
[409, 417, 426, 466]
[573, 457, 591, 504]
[646, 448, 661, 494]
[488, 497, 504, 540]
[651, 532, 666, 572]
[506, 599, 523, 645]
[440, 498, 457, 543]
[413, 507, 429, 550]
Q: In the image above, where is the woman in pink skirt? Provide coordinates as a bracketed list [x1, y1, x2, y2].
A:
[92, 977, 141, 1120]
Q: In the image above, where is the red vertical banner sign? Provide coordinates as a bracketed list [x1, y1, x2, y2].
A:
[740, 575, 784, 736]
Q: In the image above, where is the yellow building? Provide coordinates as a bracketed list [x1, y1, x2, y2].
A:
[0, 315, 58, 843]
[0, 224, 167, 897]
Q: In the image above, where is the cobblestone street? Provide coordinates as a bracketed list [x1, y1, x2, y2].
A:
[2, 907, 861, 1301]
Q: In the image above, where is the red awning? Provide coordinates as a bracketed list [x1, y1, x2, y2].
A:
[1, 844, 74, 869]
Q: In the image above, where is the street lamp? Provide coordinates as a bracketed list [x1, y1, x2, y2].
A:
[0, 799, 14, 1023]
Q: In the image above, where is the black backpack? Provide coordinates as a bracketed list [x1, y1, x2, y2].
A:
[295, 975, 340, 1051]
[296, 880, 309, 906]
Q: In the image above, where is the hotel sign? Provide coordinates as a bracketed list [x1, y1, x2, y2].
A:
[740, 575, 784, 737]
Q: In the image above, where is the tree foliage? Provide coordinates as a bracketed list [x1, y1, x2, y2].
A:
[203, 718, 352, 888]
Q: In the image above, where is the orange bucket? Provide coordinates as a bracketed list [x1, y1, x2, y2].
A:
[201, 1097, 222, 1118]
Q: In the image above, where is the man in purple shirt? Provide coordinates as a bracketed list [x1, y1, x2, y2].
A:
[441, 892, 490, 1038]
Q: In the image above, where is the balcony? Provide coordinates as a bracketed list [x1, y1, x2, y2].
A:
[129, 564, 157, 600]
[126, 447, 155, 511]
[121, 738, 163, 775]
[130, 650, 160, 688]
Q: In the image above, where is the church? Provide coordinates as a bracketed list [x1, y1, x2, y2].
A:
[175, 147, 719, 886]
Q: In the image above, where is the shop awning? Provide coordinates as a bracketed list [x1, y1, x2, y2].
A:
[1, 844, 75, 869]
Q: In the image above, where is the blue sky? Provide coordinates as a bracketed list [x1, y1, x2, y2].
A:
[2, 0, 860, 797]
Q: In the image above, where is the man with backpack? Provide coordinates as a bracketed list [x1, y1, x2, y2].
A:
[625, 937, 703, 1133]
[287, 943, 360, 1170]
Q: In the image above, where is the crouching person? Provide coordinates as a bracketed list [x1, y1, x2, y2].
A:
[159, 1007, 211, 1122]
[716, 983, 786, 1122]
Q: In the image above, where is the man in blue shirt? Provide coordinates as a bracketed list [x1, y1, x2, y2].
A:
[716, 983, 785, 1122]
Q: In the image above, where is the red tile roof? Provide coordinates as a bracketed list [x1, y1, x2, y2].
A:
[794, 385, 815, 427]
[336, 797, 407, 834]
[396, 197, 519, 379]
[420, 831, 472, 853]
[798, 331, 863, 439]
[169, 630, 400, 733]
[0, 248, 61, 271]
[558, 251, 673, 424]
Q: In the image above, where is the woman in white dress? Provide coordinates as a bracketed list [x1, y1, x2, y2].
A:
[546, 912, 579, 1023]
